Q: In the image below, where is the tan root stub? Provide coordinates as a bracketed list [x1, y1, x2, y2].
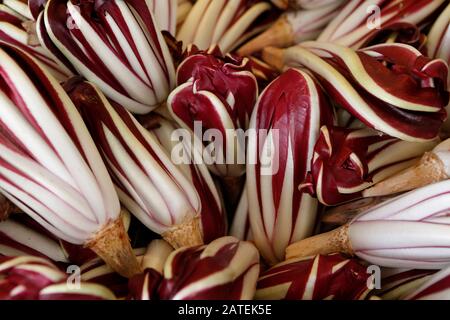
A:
[162, 216, 204, 249]
[285, 224, 353, 260]
[86, 216, 142, 278]
[363, 152, 448, 197]
[238, 17, 294, 56]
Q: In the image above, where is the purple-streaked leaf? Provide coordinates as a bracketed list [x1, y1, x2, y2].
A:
[42, 0, 176, 114]
[0, 256, 66, 300]
[128, 240, 173, 300]
[256, 254, 371, 300]
[304, 126, 438, 205]
[65, 79, 226, 248]
[0, 1, 73, 81]
[168, 46, 258, 177]
[375, 269, 434, 300]
[318, 0, 446, 49]
[406, 266, 450, 300]
[247, 68, 335, 264]
[158, 236, 260, 300]
[0, 42, 139, 277]
[275, 42, 448, 142]
[287, 180, 450, 269]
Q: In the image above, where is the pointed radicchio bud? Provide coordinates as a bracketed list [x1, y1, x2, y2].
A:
[406, 266, 450, 300]
[158, 236, 260, 300]
[177, 0, 272, 53]
[141, 114, 227, 244]
[65, 80, 226, 248]
[287, 179, 450, 270]
[256, 254, 371, 300]
[0, 1, 73, 81]
[305, 126, 438, 206]
[247, 68, 334, 264]
[41, 0, 176, 114]
[168, 46, 258, 177]
[266, 42, 449, 142]
[317, 0, 446, 49]
[0, 43, 140, 278]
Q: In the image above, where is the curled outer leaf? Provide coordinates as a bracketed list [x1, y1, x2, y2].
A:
[43, 0, 176, 114]
[158, 236, 260, 300]
[256, 254, 371, 300]
[277, 42, 448, 142]
[168, 46, 258, 177]
[317, 0, 446, 49]
[247, 68, 334, 264]
[177, 0, 272, 53]
[406, 266, 450, 300]
[29, 0, 48, 19]
[66, 80, 225, 248]
[361, 22, 427, 51]
[304, 126, 438, 206]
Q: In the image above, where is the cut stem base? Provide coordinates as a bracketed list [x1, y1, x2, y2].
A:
[363, 152, 448, 198]
[86, 217, 142, 278]
[162, 216, 203, 249]
[285, 224, 353, 260]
